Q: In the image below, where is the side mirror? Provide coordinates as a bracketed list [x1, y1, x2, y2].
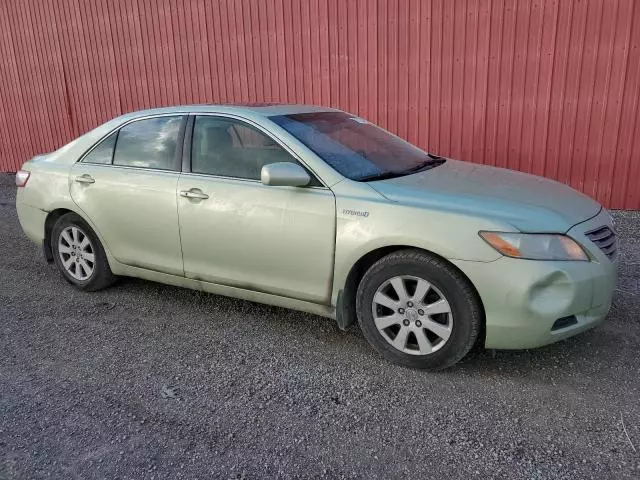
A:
[261, 162, 311, 187]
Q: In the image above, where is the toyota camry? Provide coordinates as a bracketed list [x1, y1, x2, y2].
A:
[16, 105, 618, 369]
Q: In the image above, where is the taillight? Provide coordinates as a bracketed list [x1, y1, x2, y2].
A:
[15, 170, 30, 187]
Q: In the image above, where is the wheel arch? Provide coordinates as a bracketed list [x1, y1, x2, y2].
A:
[43, 208, 75, 263]
[336, 245, 486, 346]
[43, 207, 112, 265]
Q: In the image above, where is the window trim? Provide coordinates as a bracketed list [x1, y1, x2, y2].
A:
[77, 113, 188, 173]
[183, 113, 328, 188]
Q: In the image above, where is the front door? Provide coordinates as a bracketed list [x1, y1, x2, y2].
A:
[70, 115, 186, 276]
[176, 115, 335, 303]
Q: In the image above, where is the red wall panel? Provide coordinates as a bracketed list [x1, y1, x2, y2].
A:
[1, 0, 639, 208]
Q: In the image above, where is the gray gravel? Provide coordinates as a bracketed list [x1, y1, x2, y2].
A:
[1, 172, 639, 479]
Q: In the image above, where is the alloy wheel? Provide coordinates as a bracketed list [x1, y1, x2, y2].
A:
[58, 226, 95, 281]
[371, 275, 453, 355]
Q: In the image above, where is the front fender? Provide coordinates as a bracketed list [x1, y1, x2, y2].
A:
[330, 196, 509, 306]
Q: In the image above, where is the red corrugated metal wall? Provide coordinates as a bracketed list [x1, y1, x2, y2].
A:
[1, 0, 639, 208]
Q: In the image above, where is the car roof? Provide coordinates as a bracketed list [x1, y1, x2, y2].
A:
[117, 103, 342, 121]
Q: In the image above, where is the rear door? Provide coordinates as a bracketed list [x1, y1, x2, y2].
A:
[176, 114, 336, 303]
[70, 115, 187, 276]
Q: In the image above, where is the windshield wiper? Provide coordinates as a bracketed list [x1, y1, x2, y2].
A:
[400, 158, 444, 174]
[357, 157, 446, 182]
[356, 170, 408, 182]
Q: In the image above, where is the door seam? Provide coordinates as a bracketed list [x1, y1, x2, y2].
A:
[175, 173, 187, 277]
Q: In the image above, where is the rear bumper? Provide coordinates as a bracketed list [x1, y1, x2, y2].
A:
[452, 210, 618, 350]
[16, 202, 47, 246]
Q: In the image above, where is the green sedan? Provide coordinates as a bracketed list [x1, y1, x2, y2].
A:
[15, 105, 618, 369]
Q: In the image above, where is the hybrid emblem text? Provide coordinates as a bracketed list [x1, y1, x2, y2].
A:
[343, 209, 369, 217]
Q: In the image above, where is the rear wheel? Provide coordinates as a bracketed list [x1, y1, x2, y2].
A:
[355, 249, 482, 370]
[51, 212, 115, 291]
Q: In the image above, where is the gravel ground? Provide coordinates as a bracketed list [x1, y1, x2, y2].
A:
[1, 172, 639, 479]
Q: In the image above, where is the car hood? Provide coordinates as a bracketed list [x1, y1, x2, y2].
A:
[368, 159, 601, 233]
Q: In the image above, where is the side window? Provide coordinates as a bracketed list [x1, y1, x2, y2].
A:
[229, 123, 280, 149]
[82, 132, 117, 165]
[113, 116, 183, 170]
[191, 116, 314, 182]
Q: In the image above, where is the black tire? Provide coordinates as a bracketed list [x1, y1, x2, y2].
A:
[51, 212, 116, 291]
[355, 249, 482, 370]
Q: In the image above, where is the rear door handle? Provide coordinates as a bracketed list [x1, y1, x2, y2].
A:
[75, 174, 95, 184]
[180, 189, 209, 200]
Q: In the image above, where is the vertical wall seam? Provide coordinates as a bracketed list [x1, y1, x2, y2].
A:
[592, 0, 620, 201]
[540, 0, 561, 176]
[608, 0, 635, 206]
[576, 0, 605, 189]
[618, 0, 640, 207]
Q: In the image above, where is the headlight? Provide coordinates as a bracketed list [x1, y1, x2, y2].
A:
[479, 232, 589, 261]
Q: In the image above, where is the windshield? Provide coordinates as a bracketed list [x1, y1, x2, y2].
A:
[270, 111, 442, 181]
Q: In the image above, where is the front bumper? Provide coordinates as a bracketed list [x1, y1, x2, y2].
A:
[452, 209, 618, 349]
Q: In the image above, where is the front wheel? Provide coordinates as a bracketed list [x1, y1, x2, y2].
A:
[51, 212, 116, 291]
[355, 249, 482, 370]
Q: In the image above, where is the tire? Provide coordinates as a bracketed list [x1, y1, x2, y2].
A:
[355, 249, 482, 370]
[51, 212, 116, 291]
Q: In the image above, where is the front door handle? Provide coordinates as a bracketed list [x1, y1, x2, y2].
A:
[75, 174, 95, 184]
[180, 189, 209, 200]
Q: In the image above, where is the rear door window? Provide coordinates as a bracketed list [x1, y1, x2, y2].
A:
[113, 116, 184, 171]
[82, 132, 117, 165]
